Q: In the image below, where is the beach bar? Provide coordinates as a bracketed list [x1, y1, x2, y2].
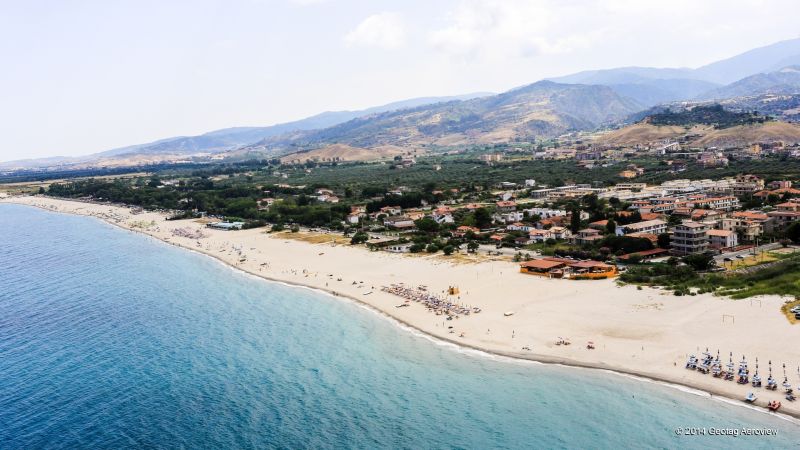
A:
[519, 257, 618, 279]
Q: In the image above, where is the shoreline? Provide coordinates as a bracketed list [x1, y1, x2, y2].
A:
[5, 196, 800, 424]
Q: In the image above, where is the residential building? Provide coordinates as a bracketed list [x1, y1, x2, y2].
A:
[383, 216, 415, 229]
[671, 221, 709, 255]
[618, 219, 667, 236]
[495, 201, 517, 213]
[720, 211, 771, 242]
[573, 228, 604, 245]
[707, 229, 738, 250]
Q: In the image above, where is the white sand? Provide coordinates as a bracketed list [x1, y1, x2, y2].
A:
[7, 196, 800, 419]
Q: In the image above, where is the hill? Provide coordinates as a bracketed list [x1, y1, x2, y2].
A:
[551, 38, 800, 104]
[697, 66, 800, 100]
[596, 120, 800, 149]
[645, 104, 769, 128]
[596, 123, 710, 146]
[252, 81, 642, 151]
[0, 93, 490, 170]
[693, 38, 800, 84]
[695, 121, 800, 148]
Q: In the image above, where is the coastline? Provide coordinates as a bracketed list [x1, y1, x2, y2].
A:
[5, 195, 800, 423]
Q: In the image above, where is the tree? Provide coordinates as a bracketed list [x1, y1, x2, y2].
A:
[786, 221, 800, 244]
[271, 223, 285, 232]
[415, 217, 440, 233]
[443, 245, 455, 255]
[473, 208, 493, 229]
[605, 218, 617, 235]
[467, 241, 479, 253]
[409, 243, 426, 253]
[682, 252, 715, 271]
[657, 233, 671, 249]
[569, 207, 582, 233]
[350, 232, 368, 245]
[426, 243, 439, 253]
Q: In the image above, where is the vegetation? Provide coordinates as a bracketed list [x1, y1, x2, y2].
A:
[621, 254, 800, 300]
[647, 104, 769, 129]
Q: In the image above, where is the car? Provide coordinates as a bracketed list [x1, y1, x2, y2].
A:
[736, 255, 746, 259]
[790, 306, 800, 313]
[795, 313, 800, 320]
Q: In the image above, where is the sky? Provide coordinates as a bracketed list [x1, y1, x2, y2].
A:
[2, 0, 800, 161]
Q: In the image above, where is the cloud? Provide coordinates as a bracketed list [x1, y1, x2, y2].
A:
[344, 12, 406, 50]
[429, 0, 600, 60]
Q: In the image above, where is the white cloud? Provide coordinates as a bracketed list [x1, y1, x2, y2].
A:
[344, 12, 406, 50]
[429, 0, 601, 60]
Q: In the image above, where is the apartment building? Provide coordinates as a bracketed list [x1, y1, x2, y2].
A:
[671, 221, 709, 255]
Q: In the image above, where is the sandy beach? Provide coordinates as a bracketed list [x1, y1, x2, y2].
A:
[6, 195, 800, 421]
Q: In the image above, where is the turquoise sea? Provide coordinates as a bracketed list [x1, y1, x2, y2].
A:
[1, 203, 800, 449]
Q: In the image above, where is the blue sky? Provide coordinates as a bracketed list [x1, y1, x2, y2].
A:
[2, 0, 799, 161]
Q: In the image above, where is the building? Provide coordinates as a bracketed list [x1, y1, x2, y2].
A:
[528, 227, 572, 243]
[207, 221, 244, 231]
[690, 196, 740, 212]
[379, 206, 402, 216]
[495, 201, 517, 213]
[519, 257, 617, 279]
[707, 229, 738, 250]
[573, 228, 604, 245]
[383, 216, 415, 229]
[481, 154, 504, 164]
[731, 175, 765, 197]
[619, 219, 667, 236]
[671, 221, 709, 255]
[720, 211, 771, 242]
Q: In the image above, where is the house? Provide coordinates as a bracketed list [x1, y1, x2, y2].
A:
[524, 208, 567, 219]
[671, 221, 709, 255]
[405, 209, 426, 221]
[496, 211, 524, 224]
[317, 194, 339, 203]
[529, 227, 572, 243]
[383, 216, 415, 229]
[386, 243, 413, 253]
[707, 229, 738, 250]
[573, 228, 604, 245]
[454, 226, 480, 236]
[432, 206, 455, 224]
[346, 213, 363, 224]
[379, 206, 402, 216]
[618, 219, 667, 236]
[588, 219, 608, 231]
[495, 201, 517, 213]
[507, 222, 535, 232]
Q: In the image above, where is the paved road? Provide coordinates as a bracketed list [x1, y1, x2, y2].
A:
[714, 242, 782, 264]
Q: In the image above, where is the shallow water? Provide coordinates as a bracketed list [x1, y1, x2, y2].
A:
[1, 203, 799, 449]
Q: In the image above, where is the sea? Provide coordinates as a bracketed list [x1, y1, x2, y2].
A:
[2, 203, 800, 449]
